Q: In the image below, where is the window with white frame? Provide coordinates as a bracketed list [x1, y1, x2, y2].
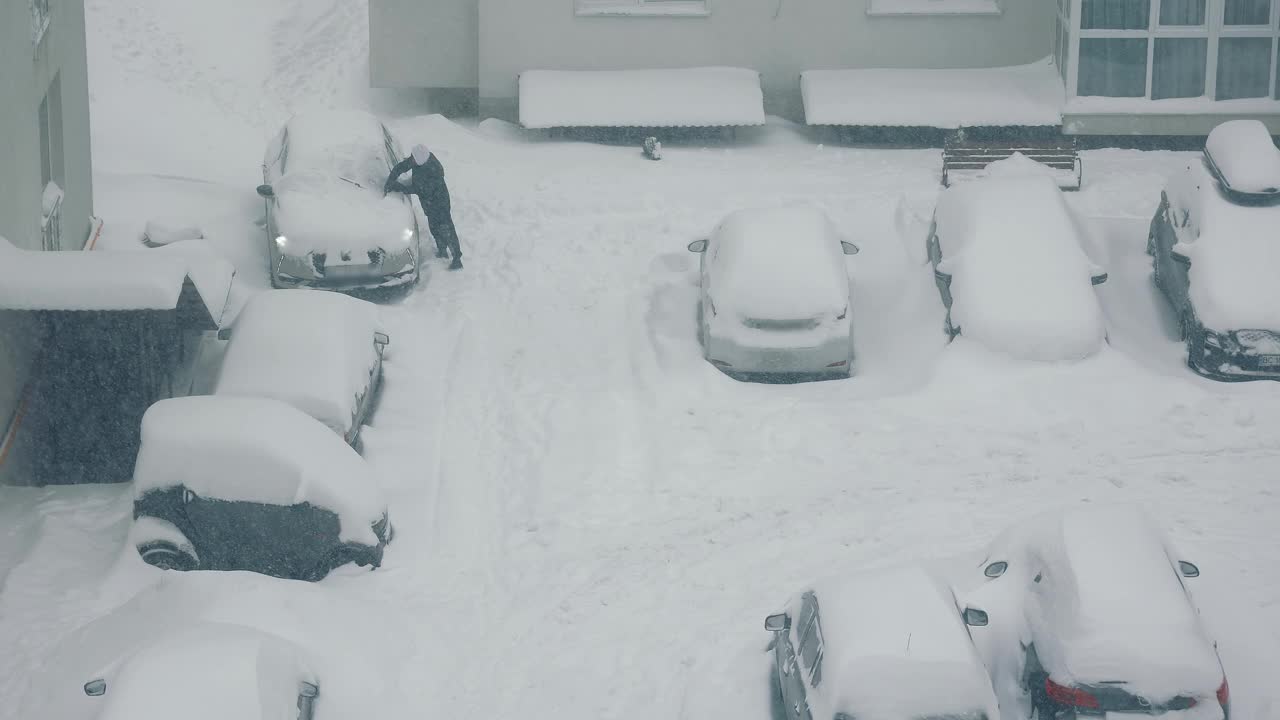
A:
[1072, 0, 1280, 99]
[575, 0, 709, 17]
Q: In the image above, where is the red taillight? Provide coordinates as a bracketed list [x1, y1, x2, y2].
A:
[1217, 677, 1230, 706]
[826, 360, 848, 367]
[1045, 678, 1100, 709]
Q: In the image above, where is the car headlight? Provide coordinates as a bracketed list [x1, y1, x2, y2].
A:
[275, 235, 288, 249]
[401, 227, 416, 243]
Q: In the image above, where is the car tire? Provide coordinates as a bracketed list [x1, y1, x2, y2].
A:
[138, 541, 198, 572]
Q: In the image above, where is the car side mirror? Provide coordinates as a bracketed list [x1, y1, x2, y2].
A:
[256, 184, 275, 199]
[687, 239, 708, 253]
[374, 331, 390, 346]
[216, 328, 232, 341]
[297, 681, 319, 720]
[1091, 273, 1108, 286]
[84, 679, 106, 697]
[983, 561, 1007, 578]
[1178, 560, 1200, 578]
[764, 613, 790, 632]
[962, 607, 989, 627]
[840, 241, 860, 256]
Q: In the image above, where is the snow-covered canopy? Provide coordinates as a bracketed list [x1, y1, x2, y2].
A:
[133, 395, 385, 543]
[1164, 160, 1280, 331]
[1025, 506, 1223, 699]
[271, 110, 415, 256]
[0, 236, 232, 328]
[710, 207, 851, 322]
[802, 58, 1064, 128]
[215, 289, 385, 437]
[518, 67, 766, 129]
[93, 623, 315, 720]
[796, 566, 999, 720]
[1203, 119, 1280, 195]
[933, 175, 1107, 361]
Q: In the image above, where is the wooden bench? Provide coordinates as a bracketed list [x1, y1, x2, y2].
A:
[942, 137, 1083, 190]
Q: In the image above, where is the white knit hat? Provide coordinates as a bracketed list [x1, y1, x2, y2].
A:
[411, 144, 431, 165]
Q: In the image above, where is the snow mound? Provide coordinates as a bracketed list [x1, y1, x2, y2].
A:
[974, 151, 1081, 188]
[143, 221, 203, 246]
[934, 176, 1107, 361]
[1204, 120, 1280, 195]
[518, 67, 766, 129]
[802, 58, 1065, 128]
[712, 207, 851, 322]
[215, 289, 384, 437]
[1164, 161, 1280, 331]
[133, 395, 384, 543]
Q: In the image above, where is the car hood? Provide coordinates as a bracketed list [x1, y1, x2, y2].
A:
[273, 171, 414, 256]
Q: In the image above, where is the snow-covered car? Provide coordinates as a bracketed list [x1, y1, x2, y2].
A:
[255, 109, 421, 290]
[81, 622, 320, 720]
[927, 175, 1109, 361]
[214, 289, 389, 449]
[687, 207, 859, 378]
[975, 506, 1229, 720]
[130, 395, 393, 581]
[1148, 120, 1280, 381]
[764, 566, 999, 720]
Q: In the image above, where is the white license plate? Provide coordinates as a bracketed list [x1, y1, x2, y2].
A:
[1257, 355, 1280, 368]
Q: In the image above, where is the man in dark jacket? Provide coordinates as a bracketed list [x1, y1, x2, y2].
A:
[385, 144, 463, 270]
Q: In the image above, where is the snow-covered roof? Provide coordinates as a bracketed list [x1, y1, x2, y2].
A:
[1165, 160, 1280, 331]
[0, 236, 232, 327]
[518, 67, 766, 129]
[215, 290, 384, 437]
[711, 207, 850, 321]
[799, 566, 999, 720]
[133, 395, 385, 543]
[933, 175, 1107, 361]
[802, 58, 1065, 128]
[1029, 506, 1223, 697]
[1203, 119, 1280, 195]
[94, 623, 315, 720]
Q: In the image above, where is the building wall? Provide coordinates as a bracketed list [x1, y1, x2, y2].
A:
[477, 0, 1053, 121]
[0, 0, 93, 485]
[370, 0, 479, 89]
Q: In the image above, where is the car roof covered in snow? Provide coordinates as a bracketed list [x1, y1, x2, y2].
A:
[133, 395, 385, 542]
[270, 110, 413, 256]
[1026, 506, 1222, 695]
[1164, 160, 1280, 331]
[798, 566, 998, 720]
[95, 622, 315, 720]
[1203, 119, 1280, 195]
[215, 290, 384, 437]
[710, 207, 851, 320]
[933, 175, 1106, 361]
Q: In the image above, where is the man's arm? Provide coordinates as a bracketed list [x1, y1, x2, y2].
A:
[384, 157, 414, 191]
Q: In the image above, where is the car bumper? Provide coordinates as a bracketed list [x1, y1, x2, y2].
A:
[1187, 339, 1280, 382]
[705, 334, 853, 376]
[274, 263, 419, 291]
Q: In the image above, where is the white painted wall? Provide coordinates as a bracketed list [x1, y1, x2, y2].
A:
[370, 0, 479, 88]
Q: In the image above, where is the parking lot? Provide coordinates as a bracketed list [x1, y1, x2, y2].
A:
[1, 110, 1278, 719]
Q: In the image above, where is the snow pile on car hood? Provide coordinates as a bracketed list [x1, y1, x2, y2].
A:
[1165, 161, 1280, 331]
[1023, 506, 1224, 699]
[215, 289, 384, 437]
[712, 207, 851, 322]
[95, 623, 314, 720]
[1203, 119, 1280, 195]
[272, 109, 414, 256]
[934, 175, 1106, 361]
[133, 395, 385, 543]
[800, 566, 999, 720]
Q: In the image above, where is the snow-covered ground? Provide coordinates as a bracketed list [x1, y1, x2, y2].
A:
[2, 2, 1278, 719]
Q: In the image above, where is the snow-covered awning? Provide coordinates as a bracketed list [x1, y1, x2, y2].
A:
[0, 236, 233, 330]
[518, 67, 766, 129]
[802, 58, 1066, 129]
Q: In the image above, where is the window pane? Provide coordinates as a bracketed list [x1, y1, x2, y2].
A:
[1217, 37, 1273, 99]
[1081, 0, 1150, 29]
[1078, 38, 1149, 96]
[1159, 0, 1205, 24]
[1153, 38, 1207, 98]
[1223, 0, 1270, 24]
